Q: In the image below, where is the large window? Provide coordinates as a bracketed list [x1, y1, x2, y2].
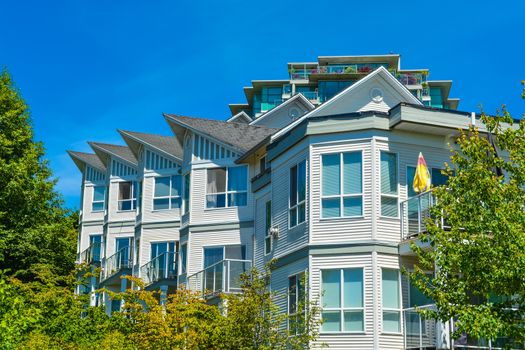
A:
[289, 160, 306, 228]
[318, 80, 354, 102]
[118, 181, 137, 211]
[92, 186, 106, 212]
[264, 200, 272, 255]
[321, 268, 364, 333]
[206, 166, 247, 208]
[153, 175, 182, 210]
[380, 151, 398, 217]
[288, 272, 306, 335]
[382, 268, 401, 333]
[321, 152, 363, 218]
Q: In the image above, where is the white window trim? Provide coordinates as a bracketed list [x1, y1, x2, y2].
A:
[264, 200, 272, 256]
[379, 150, 400, 219]
[152, 175, 182, 211]
[117, 181, 137, 212]
[91, 185, 106, 212]
[205, 165, 248, 209]
[320, 267, 366, 334]
[182, 173, 190, 215]
[289, 160, 307, 229]
[380, 268, 403, 335]
[179, 243, 188, 275]
[320, 151, 364, 219]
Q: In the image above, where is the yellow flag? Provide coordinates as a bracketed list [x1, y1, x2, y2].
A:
[413, 152, 431, 193]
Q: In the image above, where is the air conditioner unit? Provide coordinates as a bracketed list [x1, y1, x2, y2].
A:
[269, 226, 279, 239]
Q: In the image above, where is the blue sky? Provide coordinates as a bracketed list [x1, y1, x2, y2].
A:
[1, 0, 524, 208]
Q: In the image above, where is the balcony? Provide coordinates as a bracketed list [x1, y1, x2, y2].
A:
[79, 242, 101, 265]
[186, 259, 251, 297]
[396, 72, 426, 86]
[102, 246, 132, 281]
[140, 252, 178, 287]
[295, 91, 318, 101]
[289, 63, 389, 80]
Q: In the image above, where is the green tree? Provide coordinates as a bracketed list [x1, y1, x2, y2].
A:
[0, 69, 77, 280]
[409, 85, 525, 346]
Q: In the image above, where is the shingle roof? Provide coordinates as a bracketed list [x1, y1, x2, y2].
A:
[164, 114, 278, 153]
[119, 130, 183, 160]
[88, 142, 137, 165]
[67, 150, 106, 171]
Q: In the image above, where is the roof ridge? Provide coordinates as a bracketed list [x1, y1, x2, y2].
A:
[164, 113, 278, 131]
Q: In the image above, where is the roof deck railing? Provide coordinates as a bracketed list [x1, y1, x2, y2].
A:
[186, 259, 251, 297]
[79, 242, 102, 265]
[289, 63, 389, 80]
[140, 251, 178, 287]
[102, 246, 132, 281]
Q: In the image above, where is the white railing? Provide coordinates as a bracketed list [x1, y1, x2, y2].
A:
[404, 304, 439, 349]
[140, 252, 178, 286]
[79, 242, 101, 265]
[186, 259, 251, 296]
[102, 246, 132, 280]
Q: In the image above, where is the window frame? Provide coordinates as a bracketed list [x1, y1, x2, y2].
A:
[182, 173, 190, 215]
[288, 271, 307, 335]
[320, 267, 365, 334]
[379, 151, 399, 218]
[91, 185, 106, 212]
[320, 151, 364, 219]
[117, 181, 137, 212]
[289, 159, 307, 229]
[205, 165, 248, 209]
[152, 175, 182, 211]
[381, 268, 402, 334]
[264, 200, 272, 256]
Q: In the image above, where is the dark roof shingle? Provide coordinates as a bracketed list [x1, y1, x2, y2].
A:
[119, 130, 183, 160]
[67, 151, 106, 171]
[89, 142, 137, 165]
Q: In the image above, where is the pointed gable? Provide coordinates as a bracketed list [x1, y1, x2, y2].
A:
[249, 93, 315, 129]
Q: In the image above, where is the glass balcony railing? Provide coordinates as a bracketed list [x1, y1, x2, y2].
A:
[400, 190, 435, 240]
[289, 63, 389, 80]
[79, 242, 101, 265]
[396, 72, 426, 86]
[295, 91, 318, 101]
[140, 252, 178, 287]
[186, 259, 251, 296]
[103, 246, 132, 280]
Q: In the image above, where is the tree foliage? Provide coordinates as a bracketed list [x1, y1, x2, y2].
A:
[409, 87, 525, 346]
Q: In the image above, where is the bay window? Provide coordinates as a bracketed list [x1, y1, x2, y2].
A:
[380, 151, 398, 217]
[153, 175, 182, 210]
[206, 166, 247, 208]
[382, 268, 401, 333]
[289, 160, 306, 227]
[321, 268, 364, 332]
[321, 152, 363, 218]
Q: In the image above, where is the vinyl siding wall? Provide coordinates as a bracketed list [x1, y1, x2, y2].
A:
[253, 186, 271, 271]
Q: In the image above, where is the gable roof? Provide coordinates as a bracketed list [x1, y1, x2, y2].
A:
[67, 150, 106, 173]
[226, 111, 253, 123]
[164, 114, 278, 154]
[249, 93, 315, 126]
[271, 66, 422, 142]
[88, 142, 137, 167]
[118, 130, 183, 161]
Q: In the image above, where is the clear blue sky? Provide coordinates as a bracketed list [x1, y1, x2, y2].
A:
[1, 0, 524, 209]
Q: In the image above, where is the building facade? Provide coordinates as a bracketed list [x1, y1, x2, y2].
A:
[69, 55, 493, 349]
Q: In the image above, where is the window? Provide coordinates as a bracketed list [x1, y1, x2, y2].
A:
[206, 166, 247, 208]
[153, 175, 182, 210]
[431, 168, 449, 187]
[289, 160, 306, 227]
[118, 181, 137, 211]
[382, 268, 401, 333]
[92, 186, 106, 212]
[88, 235, 102, 263]
[380, 151, 398, 217]
[150, 241, 177, 278]
[183, 174, 190, 215]
[321, 152, 363, 218]
[259, 155, 268, 174]
[180, 244, 187, 274]
[264, 200, 272, 255]
[318, 80, 354, 102]
[288, 272, 306, 335]
[321, 268, 364, 332]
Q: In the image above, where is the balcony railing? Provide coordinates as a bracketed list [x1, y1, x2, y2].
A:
[396, 72, 426, 86]
[295, 91, 318, 101]
[79, 242, 101, 265]
[289, 63, 389, 80]
[186, 259, 251, 296]
[103, 246, 132, 280]
[140, 252, 178, 287]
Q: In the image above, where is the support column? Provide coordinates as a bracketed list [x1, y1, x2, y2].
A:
[159, 285, 168, 306]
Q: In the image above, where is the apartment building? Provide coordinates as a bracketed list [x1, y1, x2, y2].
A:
[69, 55, 497, 349]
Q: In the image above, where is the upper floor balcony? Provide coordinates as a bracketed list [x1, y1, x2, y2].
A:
[101, 246, 133, 283]
[289, 63, 389, 80]
[78, 242, 101, 266]
[186, 259, 251, 298]
[396, 71, 427, 86]
[140, 252, 178, 288]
